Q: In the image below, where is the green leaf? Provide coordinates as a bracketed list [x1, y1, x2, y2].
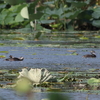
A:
[15, 28, 32, 34]
[94, 7, 100, 12]
[5, 17, 14, 24]
[20, 7, 29, 19]
[12, 37, 25, 40]
[92, 7, 100, 19]
[62, 10, 81, 19]
[62, 12, 74, 18]
[37, 6, 47, 12]
[0, 4, 7, 9]
[87, 78, 100, 86]
[92, 20, 100, 27]
[43, 1, 55, 5]
[47, 88, 62, 92]
[72, 1, 87, 8]
[0, 55, 6, 58]
[45, 8, 63, 17]
[95, 35, 100, 38]
[50, 23, 61, 28]
[0, 14, 6, 25]
[29, 13, 43, 20]
[28, 0, 40, 14]
[92, 12, 100, 19]
[4, 0, 26, 5]
[39, 20, 55, 24]
[79, 36, 88, 40]
[15, 13, 24, 22]
[0, 51, 9, 53]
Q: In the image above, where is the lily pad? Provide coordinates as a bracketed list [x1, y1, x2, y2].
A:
[70, 52, 78, 55]
[12, 37, 25, 40]
[32, 53, 36, 55]
[4, 73, 18, 80]
[95, 35, 100, 38]
[79, 36, 89, 40]
[0, 51, 9, 53]
[55, 52, 78, 56]
[47, 87, 62, 92]
[87, 78, 100, 86]
[0, 55, 6, 58]
[0, 43, 4, 46]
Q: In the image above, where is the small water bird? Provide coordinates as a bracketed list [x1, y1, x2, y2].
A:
[83, 51, 96, 58]
[5, 55, 24, 61]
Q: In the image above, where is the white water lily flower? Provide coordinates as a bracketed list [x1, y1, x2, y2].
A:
[18, 68, 53, 85]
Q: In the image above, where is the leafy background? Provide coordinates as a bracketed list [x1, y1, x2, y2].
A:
[0, 0, 100, 31]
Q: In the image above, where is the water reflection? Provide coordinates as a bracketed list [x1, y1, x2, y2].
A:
[0, 89, 100, 100]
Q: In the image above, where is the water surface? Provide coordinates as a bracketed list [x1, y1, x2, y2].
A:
[0, 46, 100, 71]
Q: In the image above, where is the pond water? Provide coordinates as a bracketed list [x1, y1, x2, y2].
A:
[0, 89, 100, 100]
[0, 46, 100, 70]
[0, 41, 100, 100]
[0, 31, 100, 100]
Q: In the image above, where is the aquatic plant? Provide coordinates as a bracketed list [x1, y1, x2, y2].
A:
[0, 51, 9, 53]
[15, 78, 32, 94]
[18, 68, 53, 85]
[0, 55, 6, 58]
[87, 78, 100, 86]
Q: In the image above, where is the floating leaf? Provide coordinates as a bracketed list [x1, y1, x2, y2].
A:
[95, 35, 100, 38]
[0, 70, 7, 75]
[4, 73, 17, 77]
[0, 55, 6, 58]
[71, 52, 78, 55]
[12, 37, 25, 40]
[0, 70, 8, 73]
[79, 36, 88, 40]
[0, 43, 4, 46]
[55, 52, 78, 56]
[87, 78, 100, 86]
[47, 87, 62, 92]
[4, 73, 18, 80]
[32, 53, 36, 55]
[0, 51, 9, 53]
